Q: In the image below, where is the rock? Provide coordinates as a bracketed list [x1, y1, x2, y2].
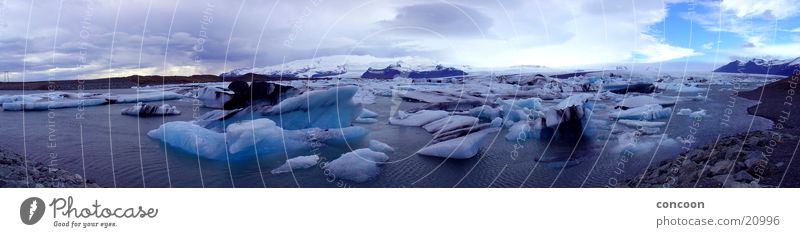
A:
[695, 177, 723, 188]
[709, 160, 734, 175]
[0, 166, 12, 177]
[744, 152, 764, 168]
[733, 170, 756, 182]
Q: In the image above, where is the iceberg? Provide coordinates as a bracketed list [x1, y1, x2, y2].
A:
[617, 95, 675, 109]
[490, 117, 504, 128]
[616, 119, 666, 128]
[271, 155, 320, 174]
[389, 110, 449, 127]
[261, 86, 363, 130]
[677, 108, 692, 115]
[468, 105, 502, 121]
[422, 115, 479, 134]
[369, 140, 395, 153]
[149, 118, 368, 160]
[110, 91, 183, 103]
[359, 108, 378, 118]
[417, 128, 499, 159]
[195, 86, 234, 109]
[121, 102, 181, 116]
[610, 104, 672, 121]
[324, 148, 389, 183]
[689, 109, 709, 119]
[147, 121, 228, 159]
[3, 98, 108, 111]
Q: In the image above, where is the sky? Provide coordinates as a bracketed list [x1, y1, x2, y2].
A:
[0, 0, 798, 81]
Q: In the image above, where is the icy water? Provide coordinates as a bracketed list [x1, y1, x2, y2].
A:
[0, 83, 772, 187]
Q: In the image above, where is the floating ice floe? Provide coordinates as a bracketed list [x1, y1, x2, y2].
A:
[110, 91, 182, 103]
[616, 119, 666, 128]
[354, 108, 379, 123]
[369, 140, 395, 153]
[490, 117, 504, 127]
[610, 104, 672, 121]
[689, 109, 709, 119]
[261, 86, 363, 130]
[503, 94, 594, 141]
[271, 155, 320, 174]
[148, 118, 368, 160]
[417, 128, 499, 159]
[3, 98, 108, 111]
[422, 115, 479, 133]
[121, 102, 181, 116]
[324, 148, 389, 183]
[616, 95, 675, 109]
[389, 110, 449, 126]
[194, 86, 233, 109]
[677, 108, 693, 115]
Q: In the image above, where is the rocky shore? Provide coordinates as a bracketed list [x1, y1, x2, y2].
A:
[623, 72, 800, 188]
[0, 148, 100, 188]
[622, 131, 797, 188]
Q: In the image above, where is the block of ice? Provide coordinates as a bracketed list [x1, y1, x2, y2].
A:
[369, 140, 395, 153]
[610, 104, 672, 121]
[490, 117, 503, 128]
[324, 148, 389, 182]
[417, 128, 499, 159]
[271, 155, 320, 174]
[422, 115, 479, 134]
[195, 86, 234, 109]
[689, 109, 708, 119]
[505, 122, 532, 141]
[3, 98, 108, 111]
[616, 119, 666, 128]
[359, 108, 379, 118]
[468, 105, 502, 120]
[262, 86, 363, 130]
[121, 102, 181, 116]
[389, 110, 449, 126]
[354, 117, 378, 123]
[147, 121, 228, 159]
[677, 108, 692, 115]
[112, 91, 183, 103]
[617, 95, 675, 109]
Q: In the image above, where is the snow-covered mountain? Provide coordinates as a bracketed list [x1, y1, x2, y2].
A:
[360, 63, 468, 79]
[713, 57, 800, 76]
[221, 55, 446, 78]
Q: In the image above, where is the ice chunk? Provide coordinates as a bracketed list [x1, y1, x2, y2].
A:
[271, 155, 320, 174]
[262, 86, 363, 130]
[417, 128, 499, 159]
[677, 108, 692, 115]
[324, 148, 389, 183]
[689, 109, 708, 119]
[490, 117, 503, 128]
[422, 115, 479, 134]
[354, 117, 378, 123]
[359, 108, 379, 118]
[195, 86, 233, 109]
[389, 110, 449, 126]
[369, 140, 395, 153]
[147, 121, 228, 160]
[3, 98, 108, 111]
[505, 122, 532, 141]
[610, 104, 672, 121]
[617, 95, 675, 109]
[121, 102, 181, 116]
[111, 91, 183, 103]
[616, 119, 666, 128]
[149, 118, 368, 160]
[468, 105, 501, 120]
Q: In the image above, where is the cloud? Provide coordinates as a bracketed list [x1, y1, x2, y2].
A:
[379, 3, 493, 37]
[720, 0, 799, 19]
[701, 42, 715, 50]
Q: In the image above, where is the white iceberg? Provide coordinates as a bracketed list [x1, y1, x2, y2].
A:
[677, 108, 692, 115]
[3, 98, 108, 111]
[617, 95, 675, 109]
[422, 115, 479, 134]
[389, 110, 449, 127]
[490, 117, 504, 128]
[417, 128, 499, 159]
[369, 140, 395, 153]
[324, 148, 389, 183]
[616, 119, 666, 128]
[271, 155, 320, 174]
[147, 121, 228, 159]
[610, 104, 672, 121]
[111, 91, 183, 103]
[689, 109, 709, 119]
